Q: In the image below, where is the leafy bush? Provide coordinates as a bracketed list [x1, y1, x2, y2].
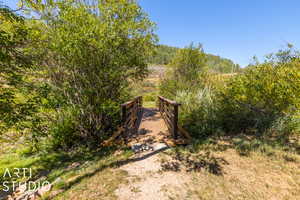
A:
[144, 94, 156, 102]
[0, 7, 57, 149]
[174, 87, 222, 138]
[221, 60, 300, 135]
[1, 0, 157, 150]
[29, 0, 156, 149]
[149, 45, 179, 65]
[49, 108, 79, 150]
[160, 44, 300, 139]
[160, 44, 207, 98]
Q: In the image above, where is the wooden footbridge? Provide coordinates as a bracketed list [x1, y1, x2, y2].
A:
[103, 96, 191, 147]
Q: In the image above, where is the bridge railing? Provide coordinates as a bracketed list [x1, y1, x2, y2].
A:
[158, 96, 181, 139]
[102, 96, 142, 146]
[121, 96, 143, 137]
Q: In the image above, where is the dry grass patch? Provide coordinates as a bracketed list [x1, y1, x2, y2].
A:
[52, 169, 128, 200]
[164, 148, 300, 200]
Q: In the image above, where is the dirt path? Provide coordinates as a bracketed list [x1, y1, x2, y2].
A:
[115, 108, 191, 200]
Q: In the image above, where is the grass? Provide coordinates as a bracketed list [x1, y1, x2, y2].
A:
[0, 145, 134, 200]
[46, 148, 134, 200]
[158, 135, 300, 200]
[1, 127, 299, 200]
[0, 65, 161, 199]
[132, 66, 298, 199]
[143, 100, 156, 108]
[184, 149, 300, 200]
[50, 169, 129, 200]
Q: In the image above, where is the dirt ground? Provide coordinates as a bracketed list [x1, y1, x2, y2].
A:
[114, 108, 300, 200]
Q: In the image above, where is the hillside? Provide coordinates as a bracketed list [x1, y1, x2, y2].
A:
[149, 44, 241, 73]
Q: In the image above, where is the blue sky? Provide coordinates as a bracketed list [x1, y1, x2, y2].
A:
[3, 0, 300, 66]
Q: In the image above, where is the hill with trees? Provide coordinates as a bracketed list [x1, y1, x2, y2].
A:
[150, 44, 241, 73]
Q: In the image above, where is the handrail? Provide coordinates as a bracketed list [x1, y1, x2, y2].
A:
[121, 96, 141, 107]
[158, 96, 181, 106]
[158, 96, 181, 139]
[121, 96, 143, 140]
[102, 96, 142, 146]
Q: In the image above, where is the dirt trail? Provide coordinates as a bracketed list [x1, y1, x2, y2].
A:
[115, 108, 190, 200]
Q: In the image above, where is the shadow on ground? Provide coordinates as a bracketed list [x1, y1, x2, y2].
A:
[46, 145, 170, 199]
[142, 108, 161, 122]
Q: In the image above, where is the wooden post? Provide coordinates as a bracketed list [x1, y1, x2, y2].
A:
[173, 104, 179, 139]
[140, 96, 143, 111]
[158, 97, 161, 112]
[121, 105, 127, 141]
[121, 105, 127, 125]
[135, 100, 138, 133]
[159, 98, 161, 112]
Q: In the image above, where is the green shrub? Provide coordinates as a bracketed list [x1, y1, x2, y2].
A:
[174, 87, 222, 138]
[160, 45, 300, 139]
[144, 94, 156, 102]
[221, 61, 300, 135]
[160, 43, 207, 98]
[2, 0, 157, 149]
[49, 108, 78, 149]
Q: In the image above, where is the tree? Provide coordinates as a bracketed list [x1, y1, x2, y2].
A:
[170, 43, 207, 87]
[0, 7, 52, 146]
[22, 0, 157, 148]
[159, 43, 207, 99]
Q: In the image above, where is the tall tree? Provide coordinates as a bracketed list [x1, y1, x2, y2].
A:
[0, 7, 50, 146]
[22, 0, 157, 147]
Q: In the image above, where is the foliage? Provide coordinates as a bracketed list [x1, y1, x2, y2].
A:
[159, 44, 222, 138]
[170, 44, 207, 81]
[0, 144, 132, 196]
[160, 44, 207, 98]
[149, 44, 240, 73]
[174, 87, 221, 138]
[1, 0, 156, 149]
[22, 0, 157, 148]
[149, 44, 179, 65]
[221, 60, 300, 134]
[160, 44, 300, 140]
[206, 54, 241, 73]
[0, 7, 55, 147]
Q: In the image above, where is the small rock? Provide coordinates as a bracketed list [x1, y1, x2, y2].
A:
[37, 183, 52, 196]
[16, 184, 27, 194]
[152, 143, 168, 151]
[48, 189, 64, 199]
[131, 143, 155, 153]
[53, 177, 63, 184]
[67, 162, 80, 170]
[7, 195, 14, 200]
[131, 144, 142, 153]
